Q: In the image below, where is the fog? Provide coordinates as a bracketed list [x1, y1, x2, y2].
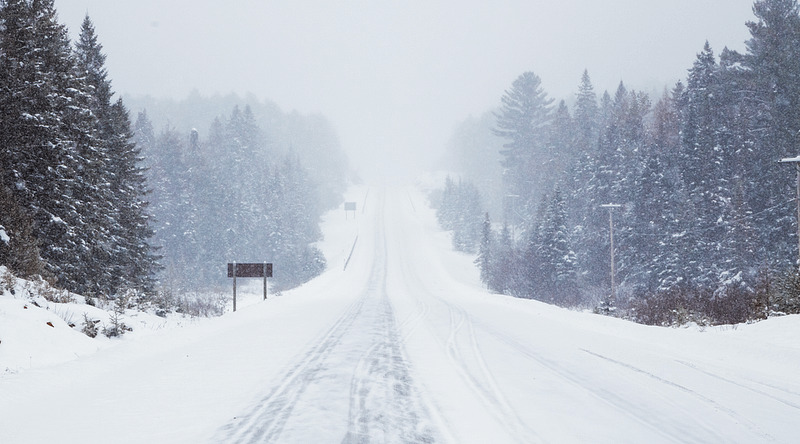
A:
[54, 0, 755, 184]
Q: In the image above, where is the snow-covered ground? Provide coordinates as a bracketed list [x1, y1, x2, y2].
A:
[1, 185, 799, 443]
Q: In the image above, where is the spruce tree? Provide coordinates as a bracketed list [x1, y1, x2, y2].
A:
[0, 0, 107, 293]
[574, 70, 598, 155]
[740, 0, 800, 269]
[493, 72, 554, 223]
[74, 15, 158, 296]
[475, 213, 494, 288]
[495, 221, 519, 296]
[540, 190, 578, 304]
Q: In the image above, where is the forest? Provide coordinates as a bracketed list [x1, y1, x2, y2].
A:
[438, 0, 800, 325]
[0, 0, 348, 310]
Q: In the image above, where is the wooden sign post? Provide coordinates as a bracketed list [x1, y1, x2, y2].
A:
[227, 262, 273, 312]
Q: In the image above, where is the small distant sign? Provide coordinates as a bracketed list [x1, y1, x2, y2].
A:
[227, 263, 273, 278]
[345, 202, 357, 219]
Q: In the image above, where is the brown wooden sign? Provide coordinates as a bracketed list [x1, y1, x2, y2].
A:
[227, 263, 273, 278]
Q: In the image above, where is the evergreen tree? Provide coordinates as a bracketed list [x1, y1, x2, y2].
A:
[74, 16, 157, 296]
[739, 0, 800, 268]
[547, 100, 575, 186]
[574, 70, 598, 155]
[0, 0, 108, 293]
[436, 177, 485, 253]
[442, 112, 506, 217]
[494, 221, 519, 296]
[540, 190, 578, 304]
[493, 72, 554, 224]
[475, 213, 494, 288]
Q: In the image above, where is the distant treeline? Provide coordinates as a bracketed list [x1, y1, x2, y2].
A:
[123, 92, 351, 211]
[0, 1, 348, 301]
[437, 0, 800, 324]
[135, 104, 336, 292]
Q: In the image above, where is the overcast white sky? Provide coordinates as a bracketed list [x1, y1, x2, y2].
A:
[54, 0, 756, 184]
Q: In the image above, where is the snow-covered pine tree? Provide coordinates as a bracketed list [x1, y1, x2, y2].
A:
[0, 0, 110, 294]
[546, 100, 576, 189]
[493, 71, 554, 224]
[540, 190, 578, 304]
[738, 0, 800, 269]
[573, 70, 598, 155]
[475, 212, 494, 288]
[494, 221, 519, 296]
[74, 15, 158, 296]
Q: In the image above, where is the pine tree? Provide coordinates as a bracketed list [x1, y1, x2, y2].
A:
[74, 15, 158, 296]
[677, 42, 733, 288]
[739, 0, 800, 269]
[0, 0, 108, 294]
[574, 70, 598, 155]
[540, 190, 578, 304]
[547, 100, 575, 187]
[475, 213, 494, 288]
[494, 221, 519, 296]
[493, 71, 554, 223]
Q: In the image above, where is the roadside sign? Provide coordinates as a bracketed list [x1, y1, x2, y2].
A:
[227, 262, 273, 311]
[345, 202, 356, 219]
[227, 262, 273, 278]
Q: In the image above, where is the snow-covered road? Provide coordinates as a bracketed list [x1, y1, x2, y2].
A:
[213, 191, 435, 443]
[1, 186, 799, 443]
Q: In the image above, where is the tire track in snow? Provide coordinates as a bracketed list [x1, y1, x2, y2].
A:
[213, 288, 370, 443]
[442, 302, 547, 444]
[340, 202, 436, 444]
[340, 288, 435, 443]
[214, 189, 437, 444]
[384, 190, 545, 444]
[581, 349, 778, 442]
[466, 322, 704, 444]
[674, 359, 800, 410]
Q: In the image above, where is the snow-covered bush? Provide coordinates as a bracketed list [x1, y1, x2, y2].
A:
[81, 313, 98, 338]
[174, 291, 228, 318]
[623, 284, 764, 327]
[1, 267, 17, 294]
[102, 294, 131, 337]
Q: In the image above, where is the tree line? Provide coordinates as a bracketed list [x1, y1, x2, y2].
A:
[134, 105, 329, 293]
[0, 1, 344, 304]
[439, 0, 800, 324]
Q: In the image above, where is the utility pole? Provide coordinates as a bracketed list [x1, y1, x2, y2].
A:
[600, 204, 621, 312]
[780, 156, 800, 269]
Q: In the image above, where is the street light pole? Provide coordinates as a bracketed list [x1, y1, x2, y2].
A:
[600, 204, 622, 311]
[780, 156, 800, 269]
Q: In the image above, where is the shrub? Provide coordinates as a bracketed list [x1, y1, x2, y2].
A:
[102, 294, 131, 337]
[81, 313, 98, 338]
